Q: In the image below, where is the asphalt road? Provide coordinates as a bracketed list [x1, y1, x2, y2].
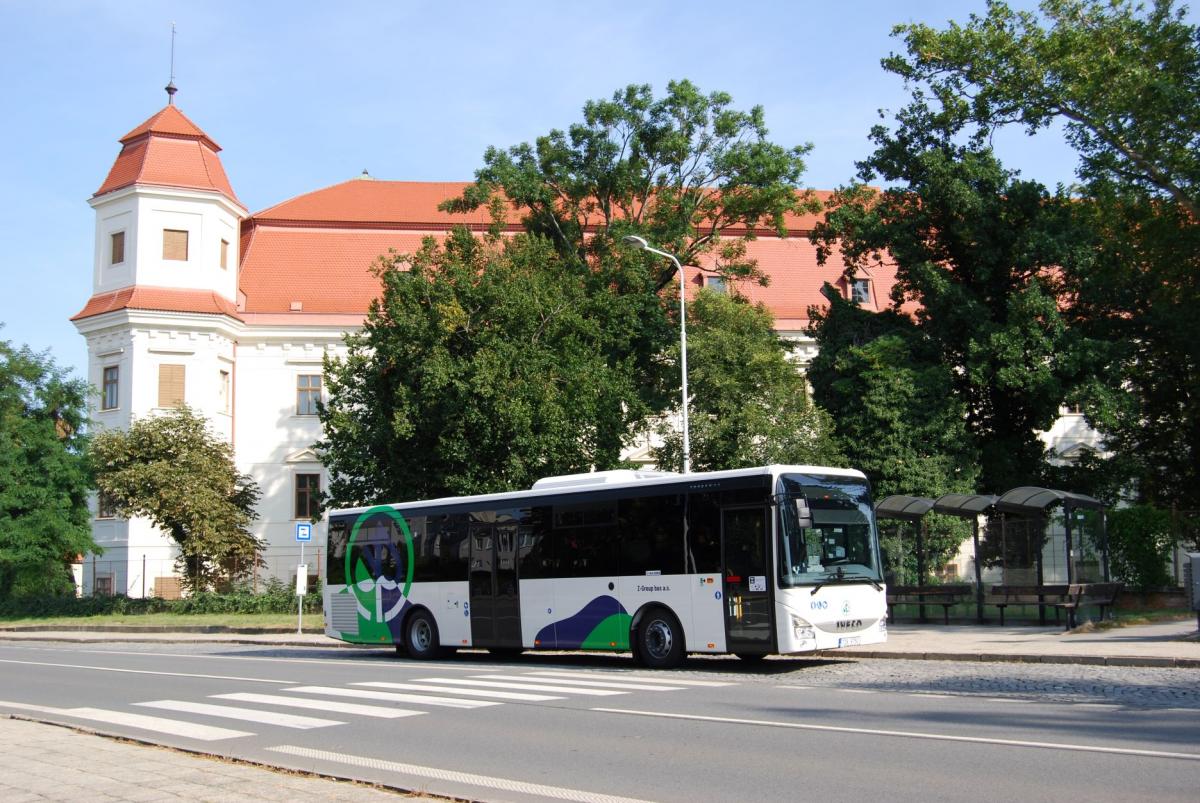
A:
[0, 642, 1196, 802]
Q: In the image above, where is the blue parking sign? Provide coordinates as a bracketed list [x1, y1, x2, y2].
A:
[295, 523, 312, 542]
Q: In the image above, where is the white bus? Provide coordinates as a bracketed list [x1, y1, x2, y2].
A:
[323, 465, 887, 668]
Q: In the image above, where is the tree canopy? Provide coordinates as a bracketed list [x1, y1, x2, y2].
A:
[90, 406, 262, 593]
[652, 289, 842, 472]
[811, 98, 1097, 493]
[886, 0, 1200, 507]
[322, 81, 833, 504]
[0, 337, 95, 599]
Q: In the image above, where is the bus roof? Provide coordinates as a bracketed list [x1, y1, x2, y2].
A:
[328, 464, 868, 518]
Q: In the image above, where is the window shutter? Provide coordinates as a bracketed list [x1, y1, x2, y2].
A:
[163, 229, 189, 261]
[158, 364, 186, 407]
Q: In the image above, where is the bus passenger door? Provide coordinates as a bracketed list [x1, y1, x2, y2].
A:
[722, 506, 774, 654]
[468, 522, 523, 648]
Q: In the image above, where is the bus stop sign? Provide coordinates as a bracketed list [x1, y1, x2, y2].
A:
[296, 523, 312, 542]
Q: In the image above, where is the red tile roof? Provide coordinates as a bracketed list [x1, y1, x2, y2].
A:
[71, 286, 242, 321]
[95, 105, 242, 206]
[238, 181, 887, 324]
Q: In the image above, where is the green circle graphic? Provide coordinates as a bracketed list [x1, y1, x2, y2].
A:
[345, 506, 415, 618]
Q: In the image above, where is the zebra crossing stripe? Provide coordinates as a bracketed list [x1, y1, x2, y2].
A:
[135, 700, 343, 729]
[355, 681, 563, 702]
[526, 671, 734, 687]
[52, 705, 251, 741]
[413, 677, 624, 696]
[284, 685, 500, 709]
[212, 692, 424, 719]
[500, 674, 685, 692]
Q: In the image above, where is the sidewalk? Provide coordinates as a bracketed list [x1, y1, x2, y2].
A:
[1, 618, 1197, 668]
[0, 716, 416, 801]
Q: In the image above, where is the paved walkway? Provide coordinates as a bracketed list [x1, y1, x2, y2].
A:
[0, 717, 415, 801]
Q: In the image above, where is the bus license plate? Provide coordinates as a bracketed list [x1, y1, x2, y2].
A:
[838, 636, 861, 647]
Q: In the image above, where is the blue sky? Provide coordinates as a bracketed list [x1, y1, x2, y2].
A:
[0, 0, 1082, 381]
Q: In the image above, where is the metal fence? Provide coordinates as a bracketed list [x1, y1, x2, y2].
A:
[79, 544, 323, 598]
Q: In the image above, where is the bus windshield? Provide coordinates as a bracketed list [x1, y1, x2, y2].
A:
[777, 473, 881, 588]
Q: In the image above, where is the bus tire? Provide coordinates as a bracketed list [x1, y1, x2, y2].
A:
[635, 607, 684, 669]
[404, 609, 443, 660]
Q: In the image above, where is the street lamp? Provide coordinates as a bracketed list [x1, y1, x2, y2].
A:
[622, 235, 691, 474]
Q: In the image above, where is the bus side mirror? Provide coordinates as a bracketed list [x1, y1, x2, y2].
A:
[794, 498, 812, 529]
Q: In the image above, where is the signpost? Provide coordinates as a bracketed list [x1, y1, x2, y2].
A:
[295, 522, 312, 634]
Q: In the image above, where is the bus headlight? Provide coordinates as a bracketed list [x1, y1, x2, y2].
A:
[791, 614, 815, 641]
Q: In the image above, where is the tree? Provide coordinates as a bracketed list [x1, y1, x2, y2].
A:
[444, 80, 818, 287]
[0, 337, 95, 599]
[811, 98, 1098, 494]
[90, 406, 262, 593]
[320, 231, 645, 505]
[807, 295, 978, 581]
[886, 0, 1200, 507]
[440, 81, 820, 468]
[652, 289, 842, 472]
[321, 81, 826, 501]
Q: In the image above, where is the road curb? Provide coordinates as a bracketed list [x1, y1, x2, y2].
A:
[828, 649, 1200, 669]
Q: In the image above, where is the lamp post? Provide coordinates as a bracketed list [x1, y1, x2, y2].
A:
[622, 235, 691, 474]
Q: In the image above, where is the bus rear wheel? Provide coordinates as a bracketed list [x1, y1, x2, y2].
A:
[404, 609, 443, 660]
[635, 607, 684, 669]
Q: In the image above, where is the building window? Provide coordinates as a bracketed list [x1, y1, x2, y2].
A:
[94, 575, 115, 596]
[705, 276, 727, 293]
[110, 231, 125, 265]
[220, 239, 229, 270]
[295, 473, 321, 520]
[97, 492, 118, 520]
[219, 369, 231, 413]
[163, 229, 189, 261]
[851, 278, 871, 304]
[101, 365, 119, 410]
[158, 363, 186, 408]
[296, 374, 322, 415]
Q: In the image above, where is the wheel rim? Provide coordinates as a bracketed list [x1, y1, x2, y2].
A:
[411, 619, 432, 651]
[644, 618, 673, 660]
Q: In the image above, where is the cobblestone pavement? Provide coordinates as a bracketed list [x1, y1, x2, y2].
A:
[747, 658, 1200, 709]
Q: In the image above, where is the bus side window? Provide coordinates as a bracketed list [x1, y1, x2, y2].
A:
[519, 506, 557, 579]
[687, 492, 722, 574]
[434, 515, 469, 581]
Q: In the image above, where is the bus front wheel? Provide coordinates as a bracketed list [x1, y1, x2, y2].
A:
[405, 609, 443, 660]
[635, 608, 684, 669]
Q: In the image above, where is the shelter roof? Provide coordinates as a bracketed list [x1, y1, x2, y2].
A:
[875, 495, 935, 521]
[995, 486, 1104, 515]
[932, 493, 999, 518]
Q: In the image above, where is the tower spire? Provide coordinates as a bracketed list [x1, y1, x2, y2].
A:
[164, 22, 178, 104]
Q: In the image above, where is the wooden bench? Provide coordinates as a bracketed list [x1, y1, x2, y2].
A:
[887, 584, 973, 624]
[1059, 582, 1123, 629]
[989, 583, 1122, 629]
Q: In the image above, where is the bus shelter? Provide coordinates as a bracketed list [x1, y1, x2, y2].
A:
[874, 494, 935, 585]
[991, 487, 1109, 586]
[931, 494, 999, 623]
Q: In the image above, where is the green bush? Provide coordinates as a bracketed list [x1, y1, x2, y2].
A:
[1108, 505, 1177, 591]
[0, 579, 321, 619]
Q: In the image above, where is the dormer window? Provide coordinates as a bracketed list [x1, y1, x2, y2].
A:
[851, 278, 871, 305]
[163, 229, 189, 261]
[705, 276, 727, 294]
[110, 232, 125, 266]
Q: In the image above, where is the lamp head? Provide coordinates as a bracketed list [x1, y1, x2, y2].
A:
[622, 235, 649, 249]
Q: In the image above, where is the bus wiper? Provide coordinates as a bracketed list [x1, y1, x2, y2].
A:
[810, 567, 883, 595]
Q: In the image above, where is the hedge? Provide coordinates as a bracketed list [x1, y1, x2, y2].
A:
[0, 579, 322, 619]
